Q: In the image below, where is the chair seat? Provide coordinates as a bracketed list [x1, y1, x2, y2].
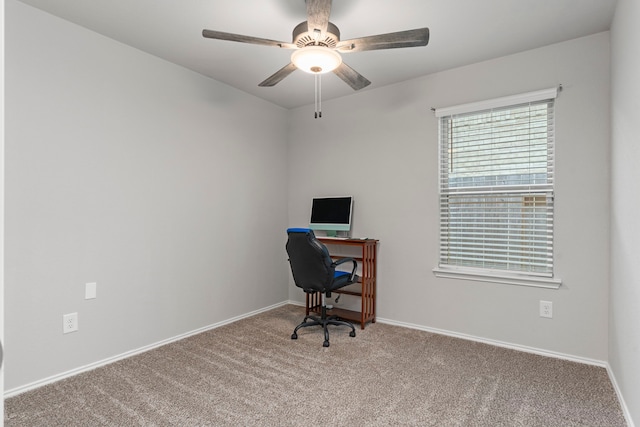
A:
[303, 271, 357, 295]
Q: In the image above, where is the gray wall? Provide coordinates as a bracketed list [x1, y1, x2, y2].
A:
[288, 32, 611, 362]
[5, 0, 289, 391]
[610, 0, 640, 422]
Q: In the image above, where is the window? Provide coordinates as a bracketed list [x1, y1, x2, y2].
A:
[433, 88, 561, 288]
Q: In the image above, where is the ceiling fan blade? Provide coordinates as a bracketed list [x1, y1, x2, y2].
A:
[306, 0, 332, 35]
[333, 62, 371, 91]
[336, 28, 430, 53]
[258, 63, 298, 87]
[202, 29, 296, 49]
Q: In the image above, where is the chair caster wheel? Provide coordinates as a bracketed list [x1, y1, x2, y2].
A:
[323, 340, 330, 347]
[349, 331, 356, 337]
[291, 333, 297, 340]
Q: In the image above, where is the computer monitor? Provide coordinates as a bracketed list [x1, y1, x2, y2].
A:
[309, 196, 353, 236]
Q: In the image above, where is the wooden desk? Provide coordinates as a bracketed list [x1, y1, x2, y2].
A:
[307, 237, 378, 329]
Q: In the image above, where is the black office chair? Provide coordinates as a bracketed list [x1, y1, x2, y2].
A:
[286, 228, 357, 347]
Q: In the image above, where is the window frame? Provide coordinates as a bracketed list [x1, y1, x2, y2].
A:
[432, 88, 562, 289]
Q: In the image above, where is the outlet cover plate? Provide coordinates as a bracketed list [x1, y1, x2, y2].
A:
[540, 300, 553, 318]
[63, 312, 78, 333]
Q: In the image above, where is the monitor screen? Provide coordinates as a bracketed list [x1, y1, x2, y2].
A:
[309, 196, 353, 233]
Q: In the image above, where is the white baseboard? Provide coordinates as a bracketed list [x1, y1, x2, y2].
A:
[4, 301, 288, 398]
[605, 362, 636, 427]
[377, 316, 607, 366]
[290, 303, 614, 368]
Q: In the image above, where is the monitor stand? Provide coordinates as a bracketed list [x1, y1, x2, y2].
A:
[324, 230, 351, 239]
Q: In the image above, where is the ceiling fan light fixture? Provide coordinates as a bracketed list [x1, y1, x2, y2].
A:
[291, 46, 342, 74]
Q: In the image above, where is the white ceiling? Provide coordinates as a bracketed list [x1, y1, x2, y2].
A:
[16, 0, 617, 109]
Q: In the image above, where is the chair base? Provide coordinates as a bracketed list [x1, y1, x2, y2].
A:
[291, 307, 356, 347]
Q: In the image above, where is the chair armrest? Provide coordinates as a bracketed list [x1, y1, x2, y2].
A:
[333, 257, 358, 280]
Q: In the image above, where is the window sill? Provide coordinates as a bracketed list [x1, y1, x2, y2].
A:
[433, 266, 561, 289]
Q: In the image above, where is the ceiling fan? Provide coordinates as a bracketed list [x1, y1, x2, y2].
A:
[202, 0, 430, 92]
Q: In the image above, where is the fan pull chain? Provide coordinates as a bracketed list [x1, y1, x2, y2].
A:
[314, 74, 322, 119]
[319, 74, 322, 118]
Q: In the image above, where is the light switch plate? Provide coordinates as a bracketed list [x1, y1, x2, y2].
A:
[85, 282, 97, 299]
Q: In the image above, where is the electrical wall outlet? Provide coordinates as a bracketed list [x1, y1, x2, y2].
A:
[539, 301, 553, 318]
[63, 312, 78, 333]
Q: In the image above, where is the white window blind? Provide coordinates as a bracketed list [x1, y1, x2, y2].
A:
[436, 90, 557, 281]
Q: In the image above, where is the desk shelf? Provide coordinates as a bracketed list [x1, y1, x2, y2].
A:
[306, 238, 378, 329]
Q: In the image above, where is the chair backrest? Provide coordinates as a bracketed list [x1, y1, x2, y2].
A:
[286, 228, 334, 293]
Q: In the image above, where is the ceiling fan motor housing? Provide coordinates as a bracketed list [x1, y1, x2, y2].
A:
[292, 21, 340, 48]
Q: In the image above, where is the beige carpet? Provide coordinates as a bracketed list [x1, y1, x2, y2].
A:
[5, 304, 626, 426]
